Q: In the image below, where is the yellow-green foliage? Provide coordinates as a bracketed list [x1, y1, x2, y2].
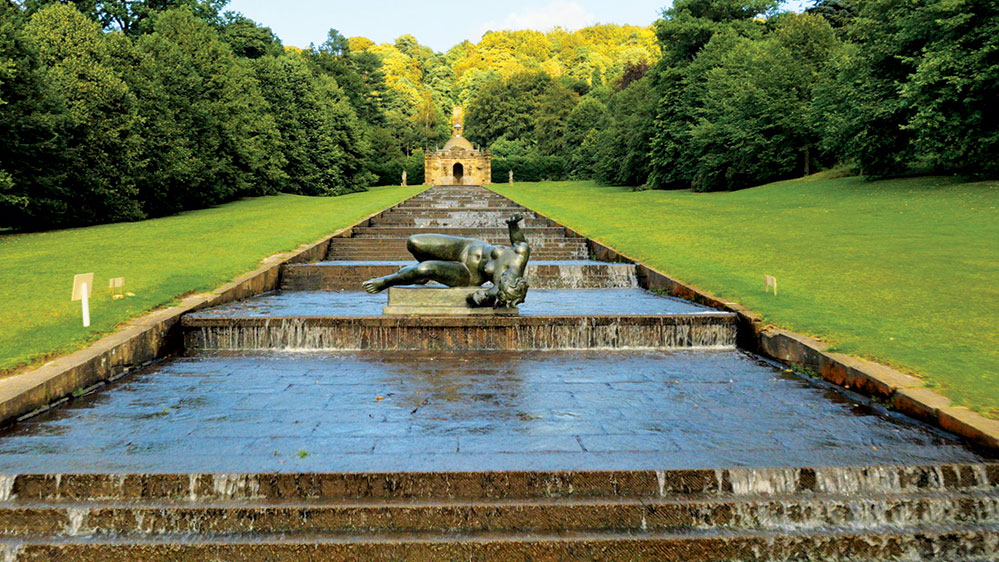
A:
[450, 26, 658, 85]
[349, 24, 658, 114]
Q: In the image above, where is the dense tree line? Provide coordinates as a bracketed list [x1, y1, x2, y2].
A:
[3, 0, 995, 231]
[0, 0, 377, 230]
[459, 0, 997, 190]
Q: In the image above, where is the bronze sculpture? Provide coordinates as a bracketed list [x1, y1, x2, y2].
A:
[362, 215, 531, 308]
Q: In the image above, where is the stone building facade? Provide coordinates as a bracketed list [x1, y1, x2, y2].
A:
[424, 108, 491, 186]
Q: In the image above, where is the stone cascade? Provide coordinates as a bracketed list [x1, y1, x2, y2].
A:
[291, 185, 640, 290]
[183, 314, 737, 352]
[281, 261, 641, 291]
[326, 186, 589, 260]
[5, 184, 997, 560]
[0, 465, 997, 560]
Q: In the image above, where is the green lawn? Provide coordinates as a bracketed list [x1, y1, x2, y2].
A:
[0, 185, 423, 373]
[491, 176, 999, 416]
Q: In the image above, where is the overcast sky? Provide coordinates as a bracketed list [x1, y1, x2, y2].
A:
[225, 0, 812, 52]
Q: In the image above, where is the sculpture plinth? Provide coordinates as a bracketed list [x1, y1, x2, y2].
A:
[383, 287, 519, 316]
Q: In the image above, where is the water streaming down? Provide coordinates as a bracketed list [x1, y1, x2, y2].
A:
[185, 316, 737, 352]
[528, 263, 639, 289]
[64, 508, 89, 537]
[726, 467, 803, 495]
[0, 545, 20, 562]
[0, 476, 14, 502]
[212, 474, 262, 499]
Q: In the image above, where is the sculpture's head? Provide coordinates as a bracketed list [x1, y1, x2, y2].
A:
[495, 269, 529, 308]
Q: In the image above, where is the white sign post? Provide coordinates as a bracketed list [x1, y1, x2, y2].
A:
[764, 275, 778, 296]
[72, 273, 94, 327]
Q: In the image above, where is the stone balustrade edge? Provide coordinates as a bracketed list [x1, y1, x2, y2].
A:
[0, 191, 425, 428]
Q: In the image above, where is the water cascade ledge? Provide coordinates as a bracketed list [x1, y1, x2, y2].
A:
[281, 262, 640, 291]
[4, 464, 997, 501]
[181, 314, 737, 352]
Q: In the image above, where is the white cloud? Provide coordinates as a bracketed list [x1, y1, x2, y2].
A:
[472, 2, 597, 41]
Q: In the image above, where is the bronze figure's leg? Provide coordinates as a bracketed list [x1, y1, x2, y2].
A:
[407, 234, 473, 262]
[362, 261, 472, 293]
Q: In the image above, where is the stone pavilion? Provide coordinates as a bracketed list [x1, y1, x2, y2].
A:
[424, 107, 491, 185]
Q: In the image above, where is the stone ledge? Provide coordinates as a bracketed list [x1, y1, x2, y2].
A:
[0, 194, 423, 428]
[508, 195, 999, 451]
[819, 352, 923, 400]
[938, 407, 999, 449]
[892, 387, 952, 425]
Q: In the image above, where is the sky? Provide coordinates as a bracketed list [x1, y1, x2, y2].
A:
[225, 0, 813, 53]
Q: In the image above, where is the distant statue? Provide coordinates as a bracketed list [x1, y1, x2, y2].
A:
[363, 215, 531, 308]
[509, 170, 514, 184]
[401, 170, 407, 186]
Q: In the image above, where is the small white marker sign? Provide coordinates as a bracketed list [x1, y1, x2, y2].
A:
[109, 277, 125, 299]
[764, 275, 778, 296]
[72, 273, 94, 327]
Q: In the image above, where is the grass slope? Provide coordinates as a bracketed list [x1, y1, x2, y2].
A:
[491, 176, 999, 416]
[0, 185, 423, 373]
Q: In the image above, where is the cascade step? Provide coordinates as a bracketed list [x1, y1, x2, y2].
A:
[182, 314, 737, 352]
[390, 206, 528, 213]
[369, 218, 553, 228]
[280, 262, 639, 291]
[5, 465, 998, 502]
[1, 490, 998, 536]
[327, 252, 589, 261]
[3, 526, 999, 561]
[352, 227, 573, 239]
[326, 251, 587, 261]
[330, 239, 586, 249]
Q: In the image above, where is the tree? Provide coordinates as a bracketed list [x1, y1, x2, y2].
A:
[465, 71, 576, 148]
[3, 3, 144, 228]
[899, 0, 998, 177]
[124, 7, 283, 215]
[565, 97, 606, 178]
[688, 14, 838, 191]
[252, 52, 372, 196]
[592, 76, 656, 186]
[645, 0, 780, 190]
[218, 13, 283, 59]
[21, 0, 227, 34]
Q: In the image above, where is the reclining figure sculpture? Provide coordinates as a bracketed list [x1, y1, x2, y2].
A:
[362, 215, 531, 309]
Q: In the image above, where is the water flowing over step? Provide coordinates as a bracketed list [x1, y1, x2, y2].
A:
[328, 184, 588, 260]
[1, 465, 998, 561]
[282, 261, 640, 291]
[183, 314, 736, 352]
[326, 237, 589, 261]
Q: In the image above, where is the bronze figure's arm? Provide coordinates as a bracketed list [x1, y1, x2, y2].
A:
[506, 214, 526, 245]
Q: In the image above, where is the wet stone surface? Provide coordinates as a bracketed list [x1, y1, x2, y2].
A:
[186, 288, 716, 319]
[0, 350, 987, 473]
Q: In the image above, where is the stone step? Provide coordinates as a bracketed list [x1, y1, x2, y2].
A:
[281, 262, 638, 291]
[399, 201, 517, 208]
[332, 238, 586, 248]
[182, 314, 737, 352]
[5, 465, 997, 502]
[389, 206, 528, 213]
[352, 227, 573, 239]
[326, 252, 589, 261]
[369, 217, 552, 228]
[3, 526, 998, 561]
[2, 490, 998, 537]
[325, 251, 588, 262]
